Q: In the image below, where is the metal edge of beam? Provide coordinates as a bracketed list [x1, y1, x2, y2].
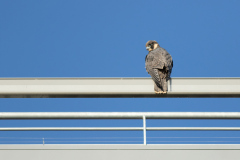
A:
[1, 93, 239, 98]
[1, 112, 240, 119]
[1, 127, 240, 131]
[1, 144, 240, 150]
[0, 77, 239, 98]
[0, 77, 239, 80]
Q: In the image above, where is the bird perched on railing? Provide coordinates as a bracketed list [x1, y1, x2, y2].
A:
[145, 40, 173, 94]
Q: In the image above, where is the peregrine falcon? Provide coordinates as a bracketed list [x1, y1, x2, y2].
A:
[145, 40, 173, 94]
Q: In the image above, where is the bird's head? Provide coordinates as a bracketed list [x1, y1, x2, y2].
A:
[146, 40, 160, 51]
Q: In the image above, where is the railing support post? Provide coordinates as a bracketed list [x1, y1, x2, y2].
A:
[143, 116, 146, 145]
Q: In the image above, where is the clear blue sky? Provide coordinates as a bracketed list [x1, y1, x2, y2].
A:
[0, 0, 240, 144]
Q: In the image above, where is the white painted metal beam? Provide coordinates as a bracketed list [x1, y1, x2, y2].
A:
[0, 77, 239, 98]
[1, 112, 240, 119]
[1, 144, 240, 160]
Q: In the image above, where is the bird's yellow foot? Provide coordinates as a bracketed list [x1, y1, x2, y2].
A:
[155, 91, 163, 94]
[155, 91, 167, 94]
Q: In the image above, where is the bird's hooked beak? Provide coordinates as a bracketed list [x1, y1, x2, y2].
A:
[146, 46, 150, 50]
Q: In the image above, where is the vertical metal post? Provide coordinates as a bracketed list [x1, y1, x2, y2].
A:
[143, 116, 146, 145]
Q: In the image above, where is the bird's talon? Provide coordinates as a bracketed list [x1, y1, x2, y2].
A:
[155, 91, 163, 94]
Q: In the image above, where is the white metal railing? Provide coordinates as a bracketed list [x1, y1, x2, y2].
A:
[1, 112, 240, 119]
[1, 112, 240, 144]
